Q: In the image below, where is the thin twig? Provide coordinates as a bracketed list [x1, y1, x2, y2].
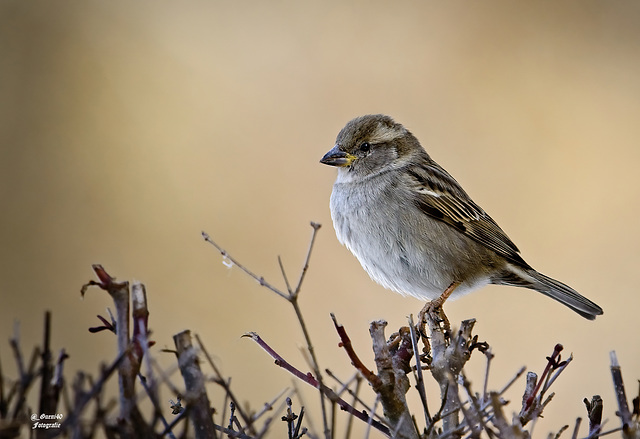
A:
[541, 354, 572, 396]
[278, 255, 294, 295]
[328, 372, 358, 398]
[586, 424, 621, 439]
[195, 333, 255, 434]
[482, 349, 495, 402]
[408, 314, 431, 426]
[244, 332, 390, 436]
[294, 406, 306, 439]
[344, 374, 362, 439]
[365, 395, 381, 439]
[425, 384, 449, 437]
[610, 351, 633, 429]
[255, 390, 291, 439]
[137, 372, 177, 439]
[499, 366, 527, 396]
[251, 387, 291, 423]
[524, 344, 563, 412]
[325, 370, 386, 426]
[288, 223, 329, 439]
[292, 222, 321, 297]
[204, 223, 330, 438]
[572, 418, 582, 439]
[202, 231, 289, 300]
[331, 314, 380, 386]
[160, 409, 189, 437]
[60, 349, 128, 431]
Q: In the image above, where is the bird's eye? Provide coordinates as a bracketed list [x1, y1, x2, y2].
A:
[359, 142, 371, 152]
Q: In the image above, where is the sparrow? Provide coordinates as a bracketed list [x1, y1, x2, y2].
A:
[320, 114, 603, 320]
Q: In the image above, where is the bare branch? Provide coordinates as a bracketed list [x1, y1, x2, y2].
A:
[244, 332, 391, 437]
[609, 351, 639, 439]
[202, 231, 289, 300]
[292, 222, 321, 297]
[369, 320, 418, 439]
[195, 333, 255, 435]
[584, 395, 603, 439]
[331, 314, 380, 387]
[407, 314, 431, 427]
[173, 330, 216, 439]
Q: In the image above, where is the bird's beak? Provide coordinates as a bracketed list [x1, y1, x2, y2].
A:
[320, 145, 356, 167]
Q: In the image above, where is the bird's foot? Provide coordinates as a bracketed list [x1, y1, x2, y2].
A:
[418, 281, 460, 337]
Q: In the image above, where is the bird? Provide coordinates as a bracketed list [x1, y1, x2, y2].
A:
[320, 114, 603, 320]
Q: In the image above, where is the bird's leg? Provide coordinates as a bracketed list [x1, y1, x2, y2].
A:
[433, 281, 460, 309]
[418, 281, 461, 338]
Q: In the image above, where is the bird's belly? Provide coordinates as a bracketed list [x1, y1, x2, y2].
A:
[331, 188, 492, 300]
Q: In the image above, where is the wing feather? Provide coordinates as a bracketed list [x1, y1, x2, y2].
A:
[405, 162, 528, 267]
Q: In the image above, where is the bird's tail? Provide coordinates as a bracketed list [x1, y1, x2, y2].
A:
[499, 266, 603, 320]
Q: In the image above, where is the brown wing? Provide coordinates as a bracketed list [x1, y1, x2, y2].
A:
[405, 162, 529, 268]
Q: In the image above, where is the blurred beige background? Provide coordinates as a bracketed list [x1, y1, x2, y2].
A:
[1, 1, 639, 436]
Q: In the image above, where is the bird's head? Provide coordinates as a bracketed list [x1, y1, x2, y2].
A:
[320, 114, 422, 179]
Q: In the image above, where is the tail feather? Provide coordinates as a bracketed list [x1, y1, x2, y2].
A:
[497, 266, 604, 320]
